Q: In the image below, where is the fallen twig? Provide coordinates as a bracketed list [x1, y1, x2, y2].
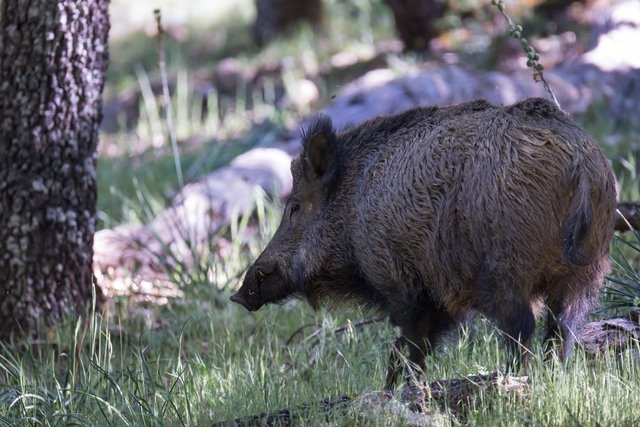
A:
[215, 313, 639, 425]
[212, 372, 527, 426]
[285, 315, 385, 366]
[579, 311, 640, 354]
[212, 396, 352, 427]
[285, 315, 384, 348]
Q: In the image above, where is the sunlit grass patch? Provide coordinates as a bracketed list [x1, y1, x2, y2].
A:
[2, 296, 640, 425]
[36, 0, 640, 425]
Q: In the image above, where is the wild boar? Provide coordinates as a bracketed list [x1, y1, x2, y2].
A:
[230, 98, 617, 387]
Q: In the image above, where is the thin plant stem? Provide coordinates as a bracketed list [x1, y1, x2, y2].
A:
[154, 9, 184, 188]
[491, 0, 563, 112]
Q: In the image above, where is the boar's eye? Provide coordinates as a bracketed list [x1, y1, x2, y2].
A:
[289, 202, 301, 219]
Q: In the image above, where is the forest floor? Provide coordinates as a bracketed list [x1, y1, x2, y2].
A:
[1, 0, 640, 425]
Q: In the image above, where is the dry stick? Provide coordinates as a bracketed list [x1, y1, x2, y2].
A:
[212, 373, 529, 426]
[212, 395, 352, 427]
[284, 315, 385, 368]
[310, 317, 384, 366]
[154, 9, 184, 188]
[285, 322, 327, 346]
[214, 315, 640, 426]
[286, 315, 385, 347]
[295, 316, 385, 366]
[491, 0, 562, 111]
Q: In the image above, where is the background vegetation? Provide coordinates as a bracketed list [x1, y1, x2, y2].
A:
[1, 0, 639, 425]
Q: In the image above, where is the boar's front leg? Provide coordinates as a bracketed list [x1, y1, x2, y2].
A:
[385, 335, 421, 390]
[385, 303, 456, 390]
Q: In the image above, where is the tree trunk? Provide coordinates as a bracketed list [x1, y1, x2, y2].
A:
[253, 0, 324, 46]
[384, 0, 447, 51]
[0, 0, 110, 340]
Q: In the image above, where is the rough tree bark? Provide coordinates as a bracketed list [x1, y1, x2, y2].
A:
[0, 1, 110, 340]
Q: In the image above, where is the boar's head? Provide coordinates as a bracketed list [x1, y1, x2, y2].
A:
[231, 116, 342, 311]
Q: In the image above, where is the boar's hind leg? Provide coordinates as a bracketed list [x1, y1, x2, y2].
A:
[496, 299, 536, 373]
[478, 265, 536, 371]
[384, 304, 455, 389]
[544, 264, 605, 361]
[544, 303, 580, 362]
[544, 287, 592, 361]
[483, 293, 536, 373]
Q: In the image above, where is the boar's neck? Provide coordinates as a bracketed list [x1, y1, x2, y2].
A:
[304, 261, 387, 311]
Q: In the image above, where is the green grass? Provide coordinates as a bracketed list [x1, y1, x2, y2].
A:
[4, 185, 640, 426]
[97, 118, 285, 228]
[2, 297, 640, 426]
[7, 0, 636, 425]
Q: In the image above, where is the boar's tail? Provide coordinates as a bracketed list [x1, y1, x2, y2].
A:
[562, 169, 595, 266]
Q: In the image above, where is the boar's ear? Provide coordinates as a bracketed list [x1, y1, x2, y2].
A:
[301, 115, 339, 185]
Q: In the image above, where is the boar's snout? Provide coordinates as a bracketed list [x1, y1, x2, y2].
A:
[229, 291, 255, 311]
[230, 262, 280, 312]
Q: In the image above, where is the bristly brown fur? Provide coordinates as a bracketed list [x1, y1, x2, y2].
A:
[232, 98, 617, 387]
